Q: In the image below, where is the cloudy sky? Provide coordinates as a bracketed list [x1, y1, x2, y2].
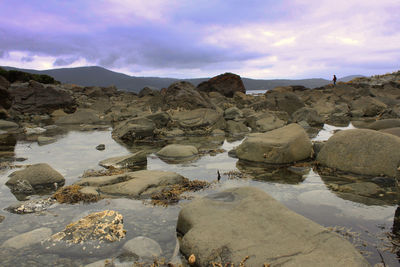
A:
[0, 0, 399, 79]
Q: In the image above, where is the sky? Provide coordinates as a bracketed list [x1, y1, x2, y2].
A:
[0, 0, 399, 79]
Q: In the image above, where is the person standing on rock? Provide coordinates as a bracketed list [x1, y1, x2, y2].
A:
[333, 75, 337, 86]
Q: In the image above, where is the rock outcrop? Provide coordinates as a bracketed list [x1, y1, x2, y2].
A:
[177, 187, 369, 267]
[236, 123, 312, 164]
[197, 73, 246, 97]
[163, 81, 213, 110]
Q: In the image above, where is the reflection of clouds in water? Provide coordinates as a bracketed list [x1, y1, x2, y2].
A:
[312, 123, 355, 141]
[297, 190, 396, 222]
[13, 130, 129, 181]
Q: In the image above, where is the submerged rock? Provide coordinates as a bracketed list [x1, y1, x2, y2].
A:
[317, 129, 400, 177]
[236, 123, 312, 164]
[177, 187, 369, 267]
[6, 197, 57, 214]
[2, 228, 52, 249]
[44, 210, 125, 256]
[7, 163, 65, 193]
[37, 136, 56, 145]
[122, 236, 162, 260]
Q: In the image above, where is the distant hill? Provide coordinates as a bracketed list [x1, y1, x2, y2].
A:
[338, 75, 365, 82]
[2, 66, 343, 92]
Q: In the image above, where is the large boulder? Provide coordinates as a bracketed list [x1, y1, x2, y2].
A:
[225, 120, 249, 135]
[0, 120, 18, 131]
[236, 123, 312, 164]
[138, 87, 160, 98]
[317, 129, 400, 177]
[99, 170, 186, 198]
[7, 163, 65, 192]
[163, 81, 213, 110]
[177, 187, 369, 267]
[122, 236, 162, 260]
[0, 83, 11, 110]
[55, 109, 104, 125]
[197, 73, 246, 97]
[9, 80, 76, 113]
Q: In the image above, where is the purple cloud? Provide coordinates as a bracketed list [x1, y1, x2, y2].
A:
[0, 0, 399, 79]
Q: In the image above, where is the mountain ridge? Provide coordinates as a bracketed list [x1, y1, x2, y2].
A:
[2, 66, 362, 93]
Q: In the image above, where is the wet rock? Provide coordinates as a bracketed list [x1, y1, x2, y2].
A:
[10, 179, 35, 195]
[265, 91, 305, 115]
[112, 117, 155, 144]
[53, 185, 100, 204]
[24, 126, 46, 135]
[0, 120, 18, 131]
[37, 136, 56, 145]
[317, 129, 400, 177]
[1, 228, 52, 249]
[122, 236, 162, 259]
[177, 187, 369, 266]
[163, 81, 213, 110]
[7, 163, 65, 192]
[371, 177, 397, 187]
[99, 151, 147, 170]
[0, 215, 4, 223]
[99, 170, 186, 198]
[380, 127, 400, 137]
[170, 108, 225, 134]
[291, 107, 324, 126]
[236, 123, 312, 164]
[366, 119, 400, 130]
[197, 73, 246, 97]
[225, 120, 249, 136]
[156, 144, 198, 160]
[44, 210, 125, 256]
[312, 141, 325, 158]
[84, 259, 114, 267]
[6, 197, 57, 214]
[335, 182, 383, 197]
[55, 109, 104, 125]
[0, 133, 16, 152]
[96, 144, 105, 150]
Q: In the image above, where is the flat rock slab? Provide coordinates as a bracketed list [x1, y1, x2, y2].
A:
[99, 151, 147, 170]
[236, 123, 312, 164]
[99, 170, 186, 198]
[177, 187, 370, 267]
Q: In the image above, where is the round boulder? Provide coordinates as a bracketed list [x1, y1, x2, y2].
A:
[236, 123, 312, 164]
[197, 73, 246, 97]
[7, 163, 65, 191]
[157, 144, 198, 159]
[317, 129, 400, 177]
[122, 236, 162, 259]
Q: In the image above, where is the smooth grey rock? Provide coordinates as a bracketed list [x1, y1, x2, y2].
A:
[2, 228, 52, 249]
[177, 187, 370, 267]
[236, 123, 312, 163]
[7, 163, 65, 191]
[157, 144, 198, 159]
[317, 129, 400, 177]
[96, 144, 105, 150]
[122, 236, 162, 259]
[55, 109, 104, 125]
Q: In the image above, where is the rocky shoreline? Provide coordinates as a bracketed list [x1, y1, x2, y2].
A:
[1, 71, 400, 266]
